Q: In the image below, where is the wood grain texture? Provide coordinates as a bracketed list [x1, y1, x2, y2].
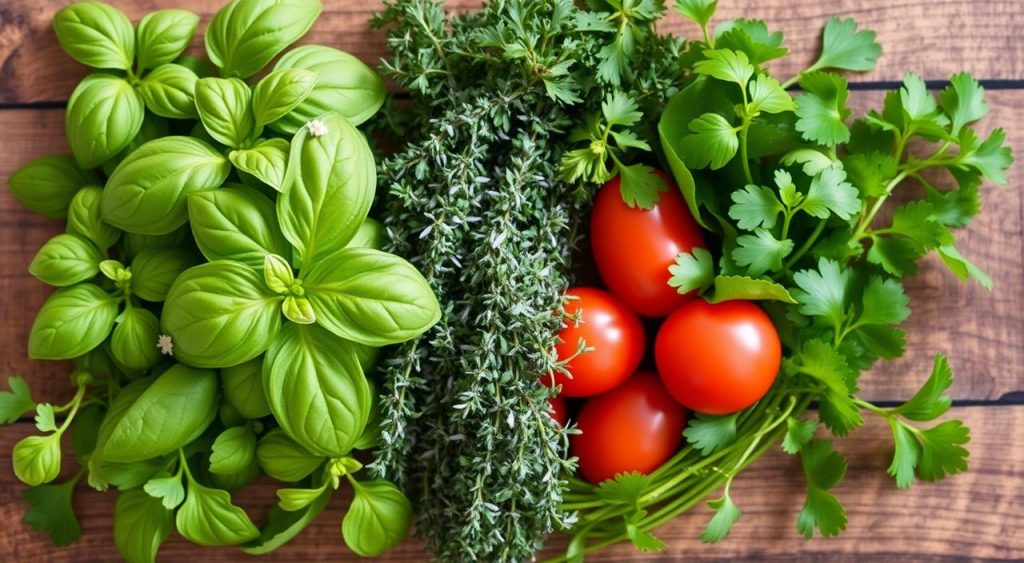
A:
[0, 406, 1019, 561]
[0, 0, 1022, 104]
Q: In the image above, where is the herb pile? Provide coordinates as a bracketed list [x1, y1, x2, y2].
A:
[3, 0, 440, 560]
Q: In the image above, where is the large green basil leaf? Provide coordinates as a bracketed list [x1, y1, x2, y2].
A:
[52, 2, 134, 70]
[209, 426, 257, 475]
[341, 480, 412, 557]
[176, 478, 259, 546]
[114, 489, 172, 563]
[131, 248, 195, 302]
[252, 69, 317, 131]
[8, 155, 92, 219]
[204, 0, 322, 79]
[139, 64, 199, 119]
[303, 248, 441, 346]
[221, 356, 270, 419]
[101, 136, 231, 235]
[162, 261, 283, 367]
[255, 428, 324, 482]
[110, 307, 162, 370]
[229, 138, 289, 191]
[68, 186, 120, 250]
[29, 284, 119, 360]
[243, 486, 330, 555]
[279, 112, 374, 263]
[101, 114, 170, 177]
[29, 233, 103, 287]
[87, 376, 158, 490]
[263, 323, 370, 457]
[103, 364, 219, 462]
[136, 9, 200, 70]
[187, 187, 289, 268]
[271, 46, 385, 132]
[347, 218, 385, 250]
[12, 435, 61, 486]
[66, 74, 144, 169]
[195, 77, 255, 148]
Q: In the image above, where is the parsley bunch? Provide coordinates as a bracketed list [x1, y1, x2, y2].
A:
[558, 0, 1012, 558]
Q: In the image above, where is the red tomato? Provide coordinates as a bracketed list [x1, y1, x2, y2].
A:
[572, 372, 687, 484]
[590, 173, 706, 318]
[545, 287, 645, 397]
[548, 395, 568, 427]
[655, 299, 781, 414]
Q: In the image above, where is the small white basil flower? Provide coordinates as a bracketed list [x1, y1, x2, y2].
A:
[306, 119, 328, 137]
[157, 334, 174, 356]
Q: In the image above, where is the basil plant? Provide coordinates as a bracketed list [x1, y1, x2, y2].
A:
[3, 0, 424, 560]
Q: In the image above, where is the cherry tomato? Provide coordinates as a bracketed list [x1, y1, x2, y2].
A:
[548, 395, 568, 427]
[590, 173, 706, 317]
[572, 372, 687, 484]
[655, 299, 781, 414]
[545, 287, 645, 397]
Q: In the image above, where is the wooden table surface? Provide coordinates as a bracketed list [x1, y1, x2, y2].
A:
[1, 0, 1022, 561]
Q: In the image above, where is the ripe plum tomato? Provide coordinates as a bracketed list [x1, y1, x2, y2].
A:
[572, 372, 687, 484]
[545, 287, 644, 397]
[655, 299, 781, 415]
[589, 173, 706, 318]
[548, 395, 568, 427]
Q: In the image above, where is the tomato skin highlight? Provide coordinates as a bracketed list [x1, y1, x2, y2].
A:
[572, 372, 687, 484]
[589, 173, 706, 318]
[547, 287, 645, 397]
[548, 395, 568, 427]
[655, 299, 781, 415]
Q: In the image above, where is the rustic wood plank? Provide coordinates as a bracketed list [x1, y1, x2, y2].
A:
[0, 406, 1018, 560]
[2, 90, 1020, 403]
[0, 0, 1022, 104]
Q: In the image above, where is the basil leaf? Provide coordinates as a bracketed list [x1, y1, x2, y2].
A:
[176, 478, 259, 546]
[229, 138, 290, 191]
[187, 187, 289, 268]
[131, 248, 195, 302]
[101, 114, 171, 177]
[87, 377, 157, 490]
[114, 490, 172, 563]
[204, 0, 322, 79]
[103, 364, 219, 463]
[136, 9, 200, 70]
[303, 248, 441, 346]
[282, 295, 315, 325]
[9, 155, 91, 219]
[208, 457, 262, 491]
[162, 261, 284, 367]
[209, 426, 257, 475]
[29, 233, 103, 287]
[139, 64, 200, 119]
[66, 74, 145, 169]
[263, 323, 371, 457]
[29, 284, 119, 360]
[347, 217, 385, 250]
[110, 307, 162, 370]
[101, 136, 231, 235]
[256, 428, 325, 482]
[354, 378, 381, 450]
[120, 226, 190, 262]
[280, 112, 375, 263]
[52, 1, 134, 70]
[243, 486, 330, 555]
[222, 356, 271, 419]
[272, 46, 385, 132]
[341, 480, 413, 557]
[196, 77, 256, 148]
[252, 69, 317, 131]
[68, 186, 120, 250]
[13, 435, 61, 486]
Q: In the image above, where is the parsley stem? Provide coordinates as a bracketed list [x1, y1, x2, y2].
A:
[55, 384, 87, 437]
[782, 219, 826, 271]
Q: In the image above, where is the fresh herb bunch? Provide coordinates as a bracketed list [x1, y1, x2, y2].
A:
[559, 1, 1013, 558]
[3, 0, 440, 560]
[371, 0, 682, 559]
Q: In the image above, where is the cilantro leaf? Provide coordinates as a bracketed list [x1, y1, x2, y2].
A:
[684, 412, 738, 455]
[782, 417, 818, 454]
[887, 419, 921, 488]
[602, 91, 643, 127]
[0, 375, 36, 423]
[795, 72, 852, 146]
[937, 245, 992, 290]
[23, 479, 82, 546]
[729, 184, 783, 230]
[594, 472, 652, 507]
[668, 248, 714, 295]
[926, 183, 981, 228]
[782, 148, 836, 177]
[707, 275, 797, 304]
[801, 165, 860, 221]
[796, 440, 848, 538]
[899, 73, 939, 122]
[609, 128, 651, 151]
[855, 324, 906, 360]
[889, 201, 952, 249]
[700, 491, 741, 543]
[714, 19, 788, 65]
[795, 340, 863, 436]
[843, 152, 897, 198]
[616, 163, 668, 209]
[625, 524, 666, 552]
[895, 354, 953, 422]
[144, 473, 186, 510]
[916, 419, 970, 481]
[748, 74, 795, 114]
[34, 404, 58, 433]
[694, 49, 754, 86]
[674, 0, 717, 27]
[858, 276, 910, 326]
[867, 235, 921, 277]
[940, 72, 989, 135]
[679, 112, 739, 169]
[960, 128, 1013, 186]
[808, 17, 882, 73]
[733, 229, 793, 275]
[791, 258, 852, 330]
